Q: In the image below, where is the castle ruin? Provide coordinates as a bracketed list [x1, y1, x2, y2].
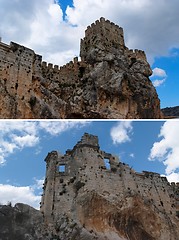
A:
[0, 17, 162, 119]
[40, 133, 179, 239]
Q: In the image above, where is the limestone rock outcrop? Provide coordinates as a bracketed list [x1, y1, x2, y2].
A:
[0, 18, 162, 119]
[0, 203, 48, 240]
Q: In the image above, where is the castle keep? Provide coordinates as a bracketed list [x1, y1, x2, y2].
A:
[40, 133, 179, 240]
[0, 18, 162, 119]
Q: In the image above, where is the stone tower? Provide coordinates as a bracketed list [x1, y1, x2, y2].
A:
[80, 17, 125, 62]
[40, 133, 119, 224]
[40, 133, 179, 239]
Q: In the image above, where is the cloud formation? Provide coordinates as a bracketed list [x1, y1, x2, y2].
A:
[166, 172, 179, 183]
[151, 67, 167, 87]
[149, 121, 179, 182]
[0, 121, 89, 165]
[152, 79, 166, 88]
[1, 0, 179, 65]
[151, 68, 167, 78]
[39, 121, 89, 135]
[0, 0, 83, 65]
[130, 153, 135, 158]
[110, 121, 133, 144]
[0, 184, 41, 209]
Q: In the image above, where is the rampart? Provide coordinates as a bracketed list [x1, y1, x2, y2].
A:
[40, 133, 179, 229]
[0, 18, 162, 119]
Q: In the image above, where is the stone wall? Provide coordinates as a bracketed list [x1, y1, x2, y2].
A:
[40, 133, 179, 239]
[80, 17, 125, 62]
[0, 41, 42, 118]
[0, 18, 162, 119]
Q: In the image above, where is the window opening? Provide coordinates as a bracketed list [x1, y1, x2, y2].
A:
[104, 158, 110, 170]
[59, 165, 66, 173]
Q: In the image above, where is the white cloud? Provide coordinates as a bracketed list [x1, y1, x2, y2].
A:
[0, 121, 36, 135]
[1, 0, 179, 65]
[39, 121, 90, 135]
[0, 0, 83, 65]
[110, 121, 133, 144]
[130, 153, 135, 158]
[152, 78, 166, 87]
[0, 178, 46, 209]
[166, 172, 179, 183]
[0, 155, 5, 165]
[149, 121, 179, 181]
[0, 141, 17, 154]
[0, 121, 90, 166]
[0, 184, 41, 209]
[33, 178, 44, 190]
[150, 68, 167, 87]
[11, 134, 39, 148]
[151, 67, 167, 87]
[0, 121, 39, 165]
[66, 0, 179, 63]
[151, 68, 167, 78]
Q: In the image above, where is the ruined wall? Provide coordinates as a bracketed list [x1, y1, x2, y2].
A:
[0, 41, 42, 118]
[40, 133, 179, 240]
[0, 18, 162, 119]
[0, 39, 85, 118]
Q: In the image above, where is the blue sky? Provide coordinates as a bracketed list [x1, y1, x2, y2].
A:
[0, 0, 179, 108]
[57, 0, 73, 18]
[151, 50, 179, 108]
[0, 120, 179, 208]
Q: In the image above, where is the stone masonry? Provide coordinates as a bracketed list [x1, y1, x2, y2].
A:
[40, 133, 179, 240]
[0, 17, 162, 119]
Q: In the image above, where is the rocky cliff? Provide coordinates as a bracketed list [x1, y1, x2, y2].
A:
[0, 17, 162, 119]
[0, 203, 45, 240]
[162, 106, 179, 118]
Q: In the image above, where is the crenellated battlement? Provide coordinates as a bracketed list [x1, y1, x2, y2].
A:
[0, 38, 85, 77]
[41, 56, 85, 75]
[80, 17, 125, 61]
[125, 48, 147, 62]
[84, 17, 124, 42]
[0, 18, 161, 119]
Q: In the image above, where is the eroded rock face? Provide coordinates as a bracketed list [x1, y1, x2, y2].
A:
[0, 18, 162, 119]
[75, 192, 165, 240]
[0, 203, 49, 240]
